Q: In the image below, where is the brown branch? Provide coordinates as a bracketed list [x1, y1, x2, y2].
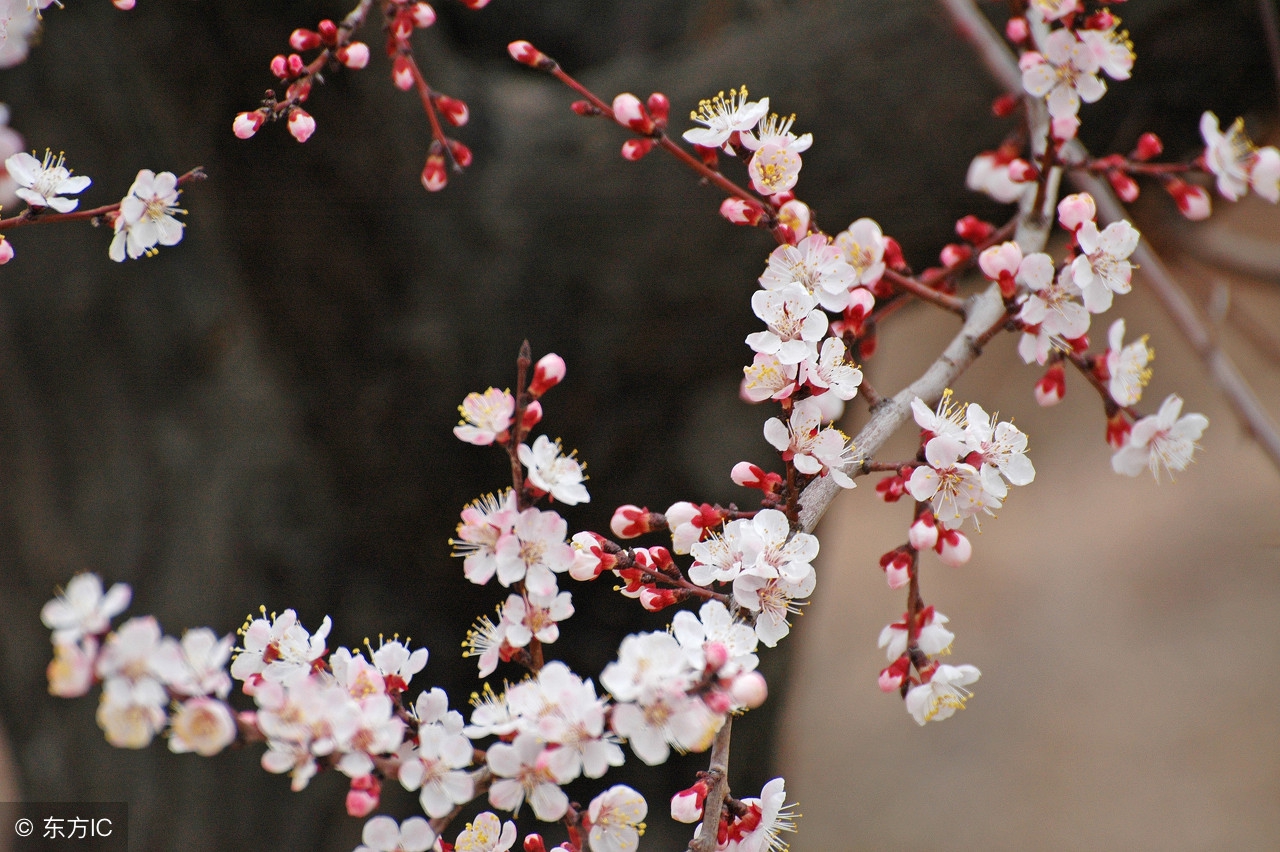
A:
[688, 717, 732, 852]
[0, 168, 206, 232]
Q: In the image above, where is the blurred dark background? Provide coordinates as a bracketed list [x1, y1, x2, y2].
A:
[0, 0, 1271, 849]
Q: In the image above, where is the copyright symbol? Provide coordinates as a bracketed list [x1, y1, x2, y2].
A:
[13, 818, 32, 837]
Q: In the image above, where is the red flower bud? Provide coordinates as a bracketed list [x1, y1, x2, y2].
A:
[621, 138, 655, 160]
[646, 92, 670, 128]
[436, 95, 469, 126]
[1133, 132, 1163, 161]
[289, 29, 321, 51]
[317, 19, 338, 44]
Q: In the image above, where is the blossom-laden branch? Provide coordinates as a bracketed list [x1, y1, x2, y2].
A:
[0, 151, 204, 264]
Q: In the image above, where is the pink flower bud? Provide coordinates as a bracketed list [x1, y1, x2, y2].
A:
[731, 462, 781, 492]
[955, 215, 994, 244]
[1034, 363, 1066, 407]
[345, 775, 380, 818]
[878, 658, 910, 692]
[621, 138, 654, 161]
[392, 54, 415, 90]
[1007, 158, 1037, 182]
[1052, 114, 1081, 141]
[939, 242, 971, 268]
[719, 197, 764, 226]
[286, 53, 305, 77]
[879, 549, 911, 590]
[703, 642, 730, 673]
[461, 0, 491, 7]
[730, 671, 768, 709]
[412, 2, 437, 27]
[437, 95, 469, 126]
[612, 93, 654, 133]
[337, 42, 370, 69]
[1133, 132, 1163, 161]
[290, 28, 321, 51]
[391, 10, 416, 41]
[671, 780, 710, 823]
[704, 689, 734, 715]
[935, 529, 972, 567]
[908, 512, 939, 551]
[448, 140, 474, 168]
[112, 0, 136, 8]
[317, 19, 337, 43]
[978, 241, 1021, 280]
[875, 474, 906, 502]
[639, 586, 680, 612]
[1106, 413, 1132, 450]
[1108, 170, 1140, 203]
[646, 92, 670, 128]
[1167, 179, 1211, 221]
[521, 399, 543, 429]
[285, 79, 311, 103]
[232, 111, 264, 139]
[1005, 16, 1029, 43]
[508, 40, 547, 68]
[287, 108, 316, 143]
[1057, 192, 1096, 231]
[569, 531, 610, 581]
[529, 352, 566, 396]
[269, 54, 288, 79]
[611, 505, 650, 539]
[524, 835, 547, 852]
[421, 153, 447, 192]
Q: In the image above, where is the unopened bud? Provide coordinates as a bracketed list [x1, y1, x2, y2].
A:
[879, 657, 910, 692]
[939, 243, 971, 268]
[412, 2, 437, 28]
[460, 0, 491, 7]
[233, 110, 266, 140]
[731, 462, 781, 492]
[610, 505, 651, 539]
[695, 143, 719, 169]
[1106, 412, 1132, 449]
[883, 237, 907, 271]
[521, 400, 543, 429]
[731, 671, 768, 709]
[112, 0, 135, 8]
[269, 54, 288, 79]
[317, 19, 338, 43]
[908, 512, 939, 551]
[391, 10, 416, 41]
[524, 835, 547, 852]
[719, 197, 764, 226]
[570, 100, 599, 116]
[0, 237, 13, 265]
[955, 215, 994, 244]
[421, 153, 447, 192]
[612, 93, 654, 133]
[345, 774, 380, 818]
[1034, 363, 1066, 406]
[1004, 16, 1029, 43]
[508, 40, 548, 68]
[935, 529, 972, 567]
[337, 42, 370, 69]
[621, 138, 655, 160]
[448, 140, 474, 168]
[1107, 170, 1140, 203]
[1167, 179, 1211, 221]
[704, 690, 734, 715]
[287, 108, 316, 143]
[286, 53, 305, 77]
[639, 586, 680, 612]
[671, 780, 710, 824]
[437, 95, 469, 126]
[991, 92, 1019, 117]
[1008, 158, 1037, 182]
[879, 549, 912, 590]
[1057, 192, 1096, 231]
[290, 29, 321, 51]
[392, 54, 415, 91]
[529, 352, 565, 397]
[1133, 132, 1163, 162]
[703, 642, 729, 674]
[646, 92, 670, 128]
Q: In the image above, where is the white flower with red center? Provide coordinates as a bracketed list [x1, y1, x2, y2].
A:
[878, 607, 955, 661]
[733, 567, 816, 648]
[758, 234, 856, 312]
[763, 397, 856, 488]
[834, 218, 888, 287]
[355, 815, 436, 852]
[1111, 393, 1208, 481]
[168, 696, 237, 757]
[1021, 28, 1107, 120]
[1104, 319, 1153, 406]
[453, 490, 518, 586]
[747, 143, 803, 196]
[1016, 254, 1089, 365]
[519, 435, 590, 505]
[739, 112, 812, 154]
[905, 435, 991, 529]
[1071, 219, 1139, 313]
[452, 812, 517, 852]
[454, 387, 515, 445]
[1200, 111, 1280, 203]
[336, 692, 405, 778]
[5, 149, 91, 212]
[689, 518, 765, 586]
[963, 403, 1035, 491]
[486, 731, 569, 820]
[586, 785, 648, 852]
[682, 86, 769, 152]
[801, 336, 863, 400]
[493, 507, 575, 595]
[671, 599, 759, 677]
[399, 688, 474, 818]
[109, 169, 185, 261]
[230, 608, 332, 687]
[41, 573, 132, 644]
[905, 663, 981, 725]
[501, 588, 573, 647]
[742, 353, 798, 403]
[720, 777, 798, 852]
[1079, 21, 1135, 81]
[747, 282, 828, 366]
[96, 676, 168, 749]
[370, 638, 428, 694]
[151, 627, 234, 698]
